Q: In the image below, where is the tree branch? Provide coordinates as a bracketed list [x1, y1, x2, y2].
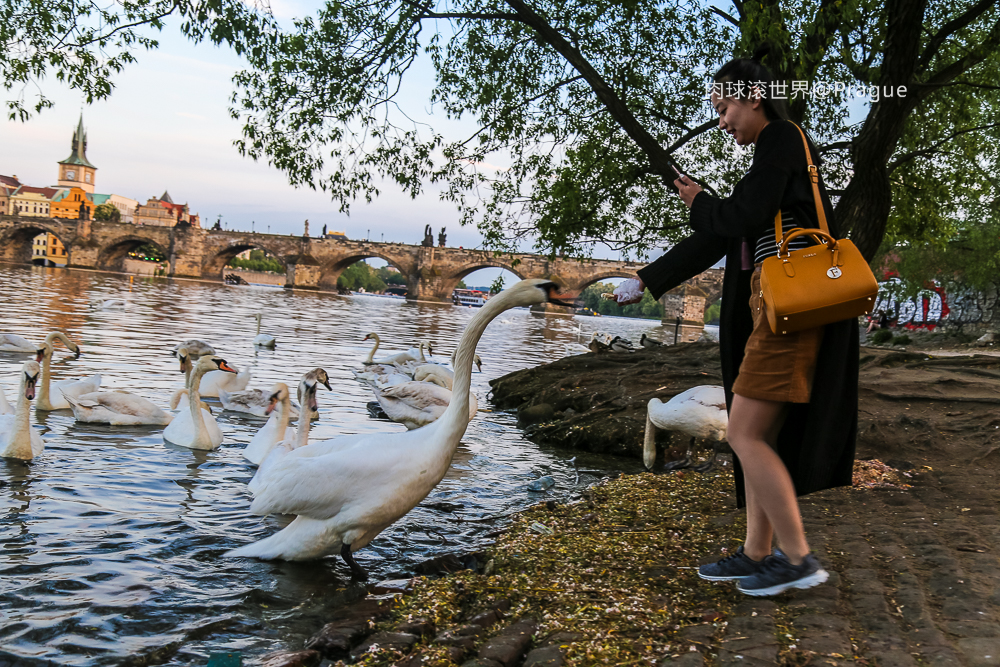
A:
[664, 119, 716, 154]
[917, 0, 997, 72]
[888, 121, 1000, 173]
[710, 6, 740, 27]
[500, 0, 682, 180]
[920, 16, 1000, 99]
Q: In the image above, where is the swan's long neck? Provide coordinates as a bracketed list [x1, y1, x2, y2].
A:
[187, 365, 212, 444]
[364, 334, 380, 364]
[276, 390, 292, 435]
[438, 293, 513, 442]
[7, 374, 34, 459]
[293, 383, 310, 448]
[419, 342, 427, 362]
[38, 346, 52, 406]
[256, 315, 262, 336]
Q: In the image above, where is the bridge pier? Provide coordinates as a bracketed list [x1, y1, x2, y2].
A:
[169, 225, 208, 278]
[285, 253, 322, 290]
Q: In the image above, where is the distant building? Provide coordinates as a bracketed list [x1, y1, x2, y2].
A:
[135, 190, 200, 227]
[90, 193, 138, 223]
[9, 186, 56, 216]
[0, 175, 20, 214]
[31, 233, 68, 266]
[57, 115, 98, 194]
[50, 186, 94, 219]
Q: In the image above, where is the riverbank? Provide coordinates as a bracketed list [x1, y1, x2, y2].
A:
[272, 457, 1000, 667]
[489, 342, 1000, 467]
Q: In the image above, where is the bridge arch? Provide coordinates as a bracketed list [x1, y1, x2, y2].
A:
[318, 252, 414, 292]
[0, 221, 74, 266]
[437, 261, 527, 298]
[203, 240, 290, 280]
[97, 234, 170, 273]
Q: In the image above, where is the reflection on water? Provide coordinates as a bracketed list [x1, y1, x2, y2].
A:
[0, 265, 675, 665]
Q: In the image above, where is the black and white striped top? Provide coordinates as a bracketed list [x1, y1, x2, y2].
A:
[754, 211, 819, 263]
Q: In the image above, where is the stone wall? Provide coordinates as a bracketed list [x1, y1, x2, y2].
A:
[227, 268, 286, 286]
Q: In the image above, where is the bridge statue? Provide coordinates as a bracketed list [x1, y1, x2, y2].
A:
[421, 224, 434, 247]
[78, 201, 89, 220]
[303, 219, 310, 237]
[438, 227, 447, 247]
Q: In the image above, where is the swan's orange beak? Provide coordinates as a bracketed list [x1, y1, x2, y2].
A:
[549, 292, 578, 308]
[265, 392, 280, 415]
[36, 349, 45, 362]
[218, 360, 238, 374]
[362, 334, 371, 341]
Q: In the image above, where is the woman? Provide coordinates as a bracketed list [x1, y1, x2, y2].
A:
[625, 52, 859, 596]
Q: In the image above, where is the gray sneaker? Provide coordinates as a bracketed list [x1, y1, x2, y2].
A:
[698, 546, 767, 581]
[736, 553, 829, 596]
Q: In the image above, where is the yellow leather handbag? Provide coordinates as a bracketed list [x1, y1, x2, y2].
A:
[759, 124, 878, 334]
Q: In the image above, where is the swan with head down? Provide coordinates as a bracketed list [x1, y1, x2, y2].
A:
[223, 279, 573, 578]
[362, 334, 430, 365]
[35, 332, 101, 411]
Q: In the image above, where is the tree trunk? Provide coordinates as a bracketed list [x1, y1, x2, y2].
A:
[838, 0, 927, 260]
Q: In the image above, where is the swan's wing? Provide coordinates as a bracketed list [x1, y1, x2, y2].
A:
[56, 374, 102, 399]
[378, 383, 451, 409]
[249, 428, 433, 519]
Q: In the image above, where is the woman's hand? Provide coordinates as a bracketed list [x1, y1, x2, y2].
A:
[674, 175, 702, 208]
[615, 278, 646, 305]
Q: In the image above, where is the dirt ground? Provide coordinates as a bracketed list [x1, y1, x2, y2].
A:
[488, 341, 1000, 470]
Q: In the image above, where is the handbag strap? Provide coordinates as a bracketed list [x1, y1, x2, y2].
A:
[773, 122, 830, 245]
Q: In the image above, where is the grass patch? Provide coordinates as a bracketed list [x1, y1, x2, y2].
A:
[355, 470, 747, 666]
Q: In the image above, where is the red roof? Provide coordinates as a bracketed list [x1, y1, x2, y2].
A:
[0, 175, 20, 188]
[13, 185, 58, 199]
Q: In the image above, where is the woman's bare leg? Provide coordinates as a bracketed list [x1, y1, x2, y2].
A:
[729, 394, 809, 564]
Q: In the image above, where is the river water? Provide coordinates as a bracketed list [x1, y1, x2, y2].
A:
[0, 265, 684, 665]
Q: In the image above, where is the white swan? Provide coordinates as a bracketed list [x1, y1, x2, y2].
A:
[65, 390, 173, 426]
[36, 332, 101, 411]
[0, 333, 37, 354]
[177, 346, 251, 397]
[0, 386, 12, 415]
[253, 314, 276, 349]
[171, 339, 215, 359]
[0, 361, 44, 460]
[644, 385, 728, 472]
[224, 279, 572, 574]
[362, 333, 428, 365]
[163, 356, 237, 450]
[247, 370, 328, 493]
[372, 382, 479, 430]
[243, 384, 296, 465]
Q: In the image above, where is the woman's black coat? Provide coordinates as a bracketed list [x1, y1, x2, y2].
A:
[637, 120, 859, 508]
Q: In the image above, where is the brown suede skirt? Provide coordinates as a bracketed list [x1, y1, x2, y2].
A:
[731, 267, 823, 404]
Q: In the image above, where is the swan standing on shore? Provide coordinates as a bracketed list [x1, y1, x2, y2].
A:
[224, 279, 573, 577]
[644, 385, 728, 472]
[36, 332, 101, 411]
[253, 314, 276, 349]
[0, 334, 38, 354]
[0, 361, 44, 460]
[164, 356, 237, 450]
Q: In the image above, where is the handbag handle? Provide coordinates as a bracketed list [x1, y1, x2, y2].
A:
[778, 228, 843, 268]
[773, 122, 831, 244]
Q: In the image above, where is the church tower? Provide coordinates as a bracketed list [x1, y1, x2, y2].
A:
[57, 114, 97, 193]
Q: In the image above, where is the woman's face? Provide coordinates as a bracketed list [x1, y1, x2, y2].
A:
[710, 90, 768, 146]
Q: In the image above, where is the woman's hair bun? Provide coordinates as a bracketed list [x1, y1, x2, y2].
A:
[751, 43, 771, 63]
